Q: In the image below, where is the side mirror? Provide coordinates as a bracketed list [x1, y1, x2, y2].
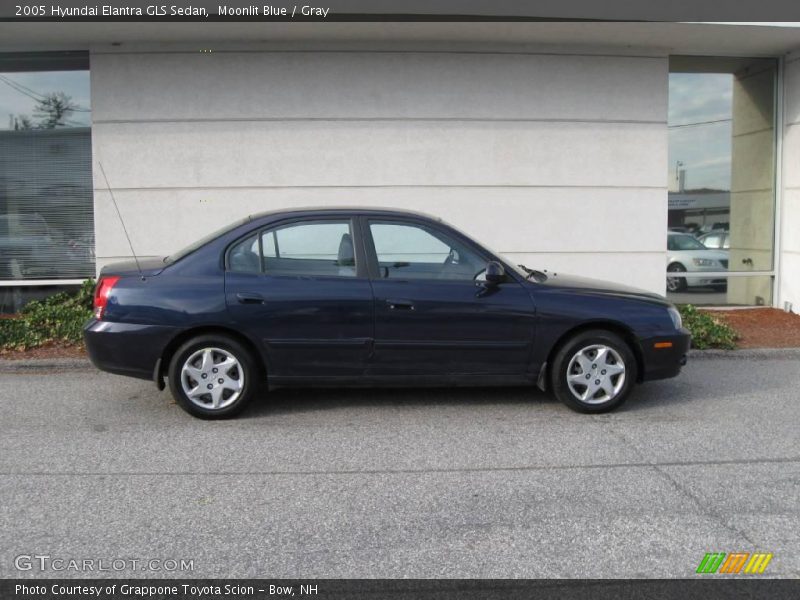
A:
[484, 261, 505, 285]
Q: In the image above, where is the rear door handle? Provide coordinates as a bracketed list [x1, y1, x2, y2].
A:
[386, 298, 415, 310]
[236, 292, 265, 305]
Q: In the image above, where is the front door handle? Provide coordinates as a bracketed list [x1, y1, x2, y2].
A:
[236, 292, 265, 305]
[386, 298, 415, 311]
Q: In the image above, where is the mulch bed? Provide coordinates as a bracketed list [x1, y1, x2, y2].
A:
[0, 342, 86, 360]
[703, 308, 800, 349]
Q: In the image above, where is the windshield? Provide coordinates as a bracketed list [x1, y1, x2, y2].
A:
[164, 216, 251, 264]
[438, 219, 547, 283]
[668, 234, 707, 251]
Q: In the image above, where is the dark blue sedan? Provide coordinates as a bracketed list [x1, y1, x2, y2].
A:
[84, 208, 690, 418]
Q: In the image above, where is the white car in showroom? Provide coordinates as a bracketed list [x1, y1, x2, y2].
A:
[698, 230, 730, 250]
[666, 232, 729, 292]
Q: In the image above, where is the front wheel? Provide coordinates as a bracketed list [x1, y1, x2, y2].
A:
[666, 263, 687, 293]
[551, 330, 637, 413]
[168, 334, 260, 419]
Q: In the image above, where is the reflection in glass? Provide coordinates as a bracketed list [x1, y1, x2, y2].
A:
[0, 70, 90, 131]
[665, 275, 773, 307]
[666, 231, 729, 294]
[0, 283, 81, 314]
[668, 57, 776, 306]
[0, 59, 93, 312]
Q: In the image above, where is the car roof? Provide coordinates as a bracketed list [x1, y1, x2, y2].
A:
[246, 206, 444, 223]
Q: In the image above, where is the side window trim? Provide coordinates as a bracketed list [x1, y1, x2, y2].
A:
[357, 216, 381, 280]
[273, 231, 281, 258]
[226, 231, 261, 274]
[257, 230, 264, 272]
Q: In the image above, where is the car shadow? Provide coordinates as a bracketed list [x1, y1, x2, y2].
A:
[242, 385, 560, 419]
[238, 361, 785, 419]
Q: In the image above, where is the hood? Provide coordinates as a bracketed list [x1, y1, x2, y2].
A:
[99, 257, 166, 278]
[532, 272, 669, 305]
[698, 249, 729, 261]
[668, 248, 729, 261]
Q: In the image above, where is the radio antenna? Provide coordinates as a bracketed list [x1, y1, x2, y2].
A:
[98, 161, 144, 281]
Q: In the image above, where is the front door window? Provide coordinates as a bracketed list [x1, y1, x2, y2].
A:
[368, 221, 484, 281]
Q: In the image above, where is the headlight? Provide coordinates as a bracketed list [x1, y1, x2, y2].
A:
[667, 306, 682, 330]
[693, 258, 716, 267]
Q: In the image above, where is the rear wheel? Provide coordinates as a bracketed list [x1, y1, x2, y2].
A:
[168, 334, 260, 419]
[551, 330, 637, 413]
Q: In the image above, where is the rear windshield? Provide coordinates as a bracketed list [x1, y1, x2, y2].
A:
[164, 216, 251, 264]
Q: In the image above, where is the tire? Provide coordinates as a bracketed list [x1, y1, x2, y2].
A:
[666, 263, 687, 293]
[168, 334, 261, 419]
[550, 329, 637, 413]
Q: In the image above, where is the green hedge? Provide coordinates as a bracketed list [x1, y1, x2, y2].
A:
[678, 304, 738, 350]
[0, 279, 94, 351]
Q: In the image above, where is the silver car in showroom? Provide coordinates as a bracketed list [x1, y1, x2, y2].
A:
[666, 231, 729, 292]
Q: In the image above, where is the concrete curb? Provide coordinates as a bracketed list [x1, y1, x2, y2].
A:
[0, 357, 93, 372]
[688, 347, 800, 360]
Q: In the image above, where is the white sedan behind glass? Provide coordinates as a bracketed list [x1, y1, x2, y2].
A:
[666, 232, 729, 292]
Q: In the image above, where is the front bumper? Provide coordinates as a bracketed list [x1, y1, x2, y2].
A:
[686, 277, 727, 288]
[685, 264, 727, 288]
[83, 319, 178, 381]
[639, 328, 691, 381]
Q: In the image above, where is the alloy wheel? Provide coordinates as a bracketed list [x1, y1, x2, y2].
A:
[566, 344, 626, 404]
[180, 347, 244, 410]
[666, 264, 686, 293]
[666, 275, 682, 293]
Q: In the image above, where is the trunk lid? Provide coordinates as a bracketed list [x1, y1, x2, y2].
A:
[99, 257, 166, 278]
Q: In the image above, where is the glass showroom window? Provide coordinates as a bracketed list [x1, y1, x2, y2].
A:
[667, 56, 777, 306]
[0, 52, 92, 313]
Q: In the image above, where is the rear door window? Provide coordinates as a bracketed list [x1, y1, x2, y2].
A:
[260, 221, 357, 277]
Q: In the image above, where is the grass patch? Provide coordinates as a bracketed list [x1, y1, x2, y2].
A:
[678, 304, 738, 350]
[0, 279, 94, 351]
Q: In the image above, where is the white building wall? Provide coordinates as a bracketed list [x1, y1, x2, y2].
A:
[90, 47, 669, 292]
[780, 51, 800, 313]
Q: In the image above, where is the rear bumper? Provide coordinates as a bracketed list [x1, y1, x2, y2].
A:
[639, 328, 692, 381]
[83, 319, 178, 381]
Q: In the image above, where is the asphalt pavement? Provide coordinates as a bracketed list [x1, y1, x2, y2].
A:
[1, 352, 798, 579]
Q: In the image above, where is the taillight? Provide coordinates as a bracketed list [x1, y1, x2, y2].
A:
[93, 276, 120, 320]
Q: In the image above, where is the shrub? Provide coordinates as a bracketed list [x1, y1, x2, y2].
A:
[0, 279, 94, 351]
[678, 304, 738, 350]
